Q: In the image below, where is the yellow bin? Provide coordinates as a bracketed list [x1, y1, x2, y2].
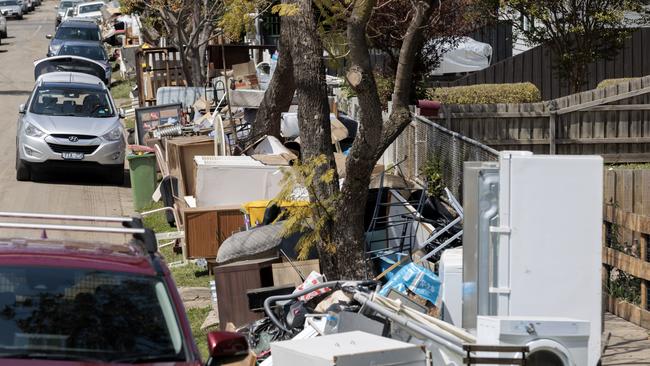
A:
[242, 200, 309, 227]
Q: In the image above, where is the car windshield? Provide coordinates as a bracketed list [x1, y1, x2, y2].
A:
[79, 3, 102, 13]
[0, 1, 18, 5]
[30, 87, 115, 118]
[54, 26, 100, 41]
[59, 1, 77, 9]
[58, 45, 106, 61]
[0, 266, 186, 363]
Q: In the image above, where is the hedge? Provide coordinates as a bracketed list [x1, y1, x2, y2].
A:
[597, 78, 636, 89]
[426, 83, 541, 104]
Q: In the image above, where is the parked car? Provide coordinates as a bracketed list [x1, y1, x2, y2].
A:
[54, 40, 112, 83]
[16, 56, 122, 183]
[55, 0, 81, 27]
[72, 0, 104, 21]
[0, 13, 6, 41]
[0, 0, 23, 20]
[46, 19, 102, 57]
[0, 213, 250, 365]
[16, 0, 27, 14]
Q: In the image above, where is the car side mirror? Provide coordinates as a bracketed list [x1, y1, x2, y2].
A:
[45, 34, 53, 39]
[118, 108, 126, 119]
[18, 104, 26, 114]
[206, 331, 249, 361]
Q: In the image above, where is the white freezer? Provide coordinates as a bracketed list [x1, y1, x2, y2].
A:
[194, 156, 286, 207]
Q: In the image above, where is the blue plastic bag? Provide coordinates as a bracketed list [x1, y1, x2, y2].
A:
[379, 263, 441, 304]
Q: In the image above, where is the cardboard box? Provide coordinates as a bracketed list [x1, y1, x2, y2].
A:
[232, 61, 256, 77]
[272, 260, 321, 286]
[232, 61, 259, 90]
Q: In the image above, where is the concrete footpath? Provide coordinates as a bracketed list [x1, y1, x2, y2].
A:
[602, 313, 650, 365]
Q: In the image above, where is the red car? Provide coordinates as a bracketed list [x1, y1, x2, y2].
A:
[0, 213, 248, 365]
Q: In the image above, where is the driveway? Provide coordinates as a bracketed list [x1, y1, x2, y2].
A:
[0, 0, 133, 242]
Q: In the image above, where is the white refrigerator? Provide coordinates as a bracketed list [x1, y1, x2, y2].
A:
[462, 151, 603, 366]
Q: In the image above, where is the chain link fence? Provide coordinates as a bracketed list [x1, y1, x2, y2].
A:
[382, 115, 499, 201]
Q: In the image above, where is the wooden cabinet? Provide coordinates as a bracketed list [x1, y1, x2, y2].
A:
[166, 136, 215, 197]
[213, 257, 280, 330]
[183, 206, 244, 259]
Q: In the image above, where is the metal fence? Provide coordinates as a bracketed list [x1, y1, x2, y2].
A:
[381, 115, 499, 201]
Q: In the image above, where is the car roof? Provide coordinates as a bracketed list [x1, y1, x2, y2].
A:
[59, 19, 100, 29]
[57, 39, 104, 48]
[78, 1, 104, 6]
[37, 71, 105, 87]
[0, 238, 159, 275]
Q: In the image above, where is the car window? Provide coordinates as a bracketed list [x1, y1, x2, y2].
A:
[59, 1, 77, 9]
[0, 266, 185, 363]
[58, 45, 107, 61]
[30, 87, 115, 118]
[79, 3, 102, 13]
[55, 27, 100, 41]
[0, 0, 19, 5]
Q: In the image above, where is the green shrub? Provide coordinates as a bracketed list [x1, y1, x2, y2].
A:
[426, 83, 541, 104]
[597, 78, 636, 89]
[340, 72, 394, 110]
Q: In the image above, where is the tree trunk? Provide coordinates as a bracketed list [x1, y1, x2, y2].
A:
[329, 0, 384, 280]
[329, 0, 435, 280]
[252, 12, 296, 141]
[287, 0, 340, 277]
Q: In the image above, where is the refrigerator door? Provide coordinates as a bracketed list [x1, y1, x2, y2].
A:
[499, 153, 603, 366]
[462, 161, 500, 330]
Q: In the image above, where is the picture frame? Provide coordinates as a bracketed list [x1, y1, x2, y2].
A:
[134, 103, 183, 145]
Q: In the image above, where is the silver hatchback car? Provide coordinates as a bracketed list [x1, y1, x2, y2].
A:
[16, 56, 125, 184]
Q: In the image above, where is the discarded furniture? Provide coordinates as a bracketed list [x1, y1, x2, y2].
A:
[166, 136, 215, 197]
[182, 206, 245, 259]
[213, 257, 281, 330]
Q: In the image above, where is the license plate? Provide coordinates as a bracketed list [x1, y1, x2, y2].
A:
[62, 152, 84, 160]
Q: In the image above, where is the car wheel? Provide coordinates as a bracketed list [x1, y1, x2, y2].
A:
[17, 15, 23, 20]
[107, 165, 125, 186]
[16, 159, 31, 182]
[1, 31, 6, 39]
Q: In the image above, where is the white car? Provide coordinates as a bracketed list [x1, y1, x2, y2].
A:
[73, 1, 104, 21]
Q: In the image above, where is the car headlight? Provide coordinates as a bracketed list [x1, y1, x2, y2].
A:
[49, 43, 62, 56]
[102, 126, 123, 141]
[24, 122, 46, 138]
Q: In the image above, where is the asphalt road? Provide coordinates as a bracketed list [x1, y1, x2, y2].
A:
[0, 0, 133, 241]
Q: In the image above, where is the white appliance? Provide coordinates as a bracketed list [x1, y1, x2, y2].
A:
[270, 331, 429, 366]
[477, 316, 590, 366]
[440, 247, 463, 327]
[194, 155, 285, 207]
[462, 152, 602, 366]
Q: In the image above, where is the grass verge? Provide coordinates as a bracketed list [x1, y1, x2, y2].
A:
[111, 77, 135, 100]
[187, 306, 215, 361]
[139, 202, 211, 288]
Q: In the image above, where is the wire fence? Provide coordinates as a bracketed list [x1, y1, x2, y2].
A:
[382, 115, 499, 201]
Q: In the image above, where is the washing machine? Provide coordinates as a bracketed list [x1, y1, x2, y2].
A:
[477, 316, 590, 366]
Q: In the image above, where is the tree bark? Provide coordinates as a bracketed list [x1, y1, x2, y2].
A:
[329, 0, 435, 279]
[287, 0, 340, 277]
[252, 11, 296, 141]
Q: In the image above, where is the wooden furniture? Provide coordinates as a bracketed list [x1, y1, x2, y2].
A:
[166, 135, 215, 197]
[213, 257, 281, 330]
[183, 206, 244, 259]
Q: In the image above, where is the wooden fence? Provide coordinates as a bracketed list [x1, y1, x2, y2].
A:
[603, 169, 650, 328]
[435, 27, 650, 100]
[433, 75, 650, 163]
